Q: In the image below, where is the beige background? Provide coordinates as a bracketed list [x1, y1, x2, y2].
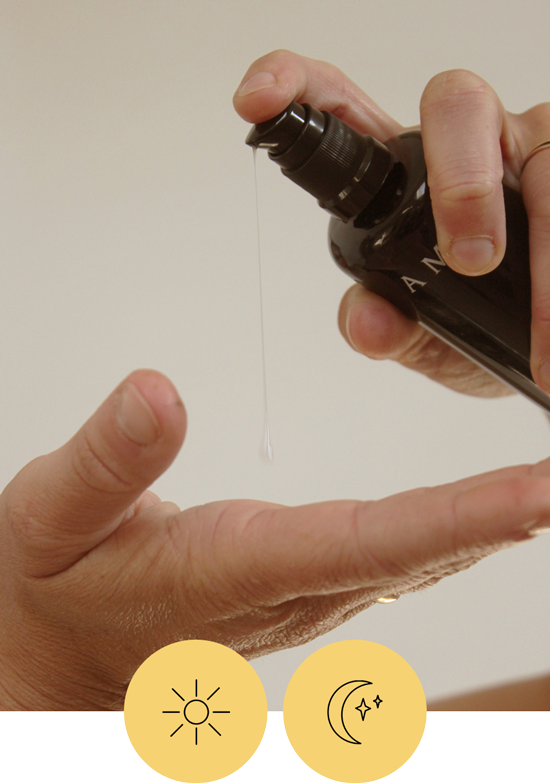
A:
[0, 0, 549, 709]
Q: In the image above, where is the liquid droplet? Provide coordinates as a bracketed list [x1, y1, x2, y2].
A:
[260, 418, 274, 462]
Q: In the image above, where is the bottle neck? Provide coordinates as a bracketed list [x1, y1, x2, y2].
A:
[246, 102, 395, 221]
[352, 160, 408, 229]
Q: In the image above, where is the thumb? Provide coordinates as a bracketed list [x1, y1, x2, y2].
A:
[3, 368, 186, 576]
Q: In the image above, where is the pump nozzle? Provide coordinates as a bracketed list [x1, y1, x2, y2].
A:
[246, 101, 395, 221]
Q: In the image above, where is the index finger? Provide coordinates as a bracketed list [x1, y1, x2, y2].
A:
[233, 49, 402, 140]
[230, 460, 550, 602]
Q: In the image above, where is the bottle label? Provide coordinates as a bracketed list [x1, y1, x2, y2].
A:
[401, 245, 446, 293]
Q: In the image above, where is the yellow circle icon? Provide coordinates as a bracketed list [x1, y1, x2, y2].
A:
[283, 640, 426, 782]
[124, 640, 267, 782]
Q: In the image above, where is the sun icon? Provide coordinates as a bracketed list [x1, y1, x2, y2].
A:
[162, 680, 230, 745]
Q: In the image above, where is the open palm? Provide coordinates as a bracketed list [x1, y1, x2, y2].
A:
[0, 369, 548, 710]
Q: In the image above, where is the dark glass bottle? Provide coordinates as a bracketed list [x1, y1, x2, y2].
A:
[246, 102, 550, 413]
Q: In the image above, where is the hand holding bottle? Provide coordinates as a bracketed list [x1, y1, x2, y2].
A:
[234, 50, 550, 398]
[2, 54, 550, 712]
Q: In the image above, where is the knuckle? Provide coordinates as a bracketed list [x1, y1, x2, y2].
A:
[7, 495, 44, 545]
[4, 459, 53, 544]
[399, 328, 452, 372]
[254, 48, 295, 71]
[264, 47, 292, 59]
[421, 69, 493, 112]
[533, 101, 550, 126]
[348, 501, 405, 583]
[430, 163, 501, 206]
[521, 101, 550, 129]
[530, 292, 550, 324]
[524, 179, 550, 217]
[70, 432, 133, 494]
[529, 219, 550, 246]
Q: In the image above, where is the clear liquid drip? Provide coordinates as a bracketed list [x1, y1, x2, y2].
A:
[253, 147, 274, 462]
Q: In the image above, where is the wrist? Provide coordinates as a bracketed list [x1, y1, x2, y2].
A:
[0, 633, 126, 711]
[0, 665, 126, 711]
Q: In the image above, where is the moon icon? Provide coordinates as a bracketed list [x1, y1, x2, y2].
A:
[327, 680, 372, 745]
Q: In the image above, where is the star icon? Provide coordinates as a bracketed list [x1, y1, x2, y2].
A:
[373, 695, 383, 709]
[355, 698, 371, 721]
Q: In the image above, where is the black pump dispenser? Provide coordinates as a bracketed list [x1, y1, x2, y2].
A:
[246, 103, 394, 220]
[247, 102, 550, 414]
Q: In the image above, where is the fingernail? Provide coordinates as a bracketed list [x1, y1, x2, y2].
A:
[116, 383, 161, 445]
[449, 236, 496, 274]
[236, 71, 276, 97]
[345, 303, 362, 351]
[376, 594, 400, 603]
[539, 360, 550, 392]
[528, 525, 550, 537]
